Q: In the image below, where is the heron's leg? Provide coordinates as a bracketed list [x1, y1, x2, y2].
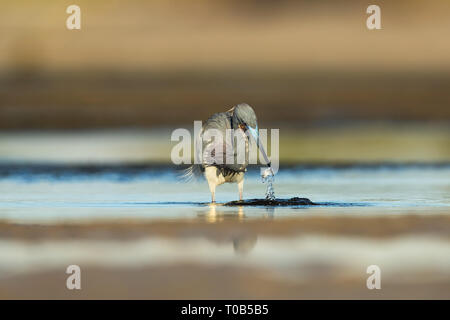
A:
[207, 180, 216, 203]
[238, 179, 244, 201]
[205, 167, 218, 203]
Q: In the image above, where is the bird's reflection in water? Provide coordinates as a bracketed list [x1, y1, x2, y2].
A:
[195, 204, 275, 255]
[232, 233, 257, 255]
[202, 203, 244, 223]
[263, 207, 275, 219]
[199, 203, 275, 223]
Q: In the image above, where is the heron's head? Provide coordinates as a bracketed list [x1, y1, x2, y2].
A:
[232, 103, 258, 132]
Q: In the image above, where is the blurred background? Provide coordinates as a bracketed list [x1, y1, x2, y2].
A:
[0, 0, 449, 164]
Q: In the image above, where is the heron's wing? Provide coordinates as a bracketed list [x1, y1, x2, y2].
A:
[199, 112, 230, 165]
[202, 112, 231, 133]
[199, 111, 248, 172]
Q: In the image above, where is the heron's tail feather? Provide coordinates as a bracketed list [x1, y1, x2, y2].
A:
[180, 164, 203, 182]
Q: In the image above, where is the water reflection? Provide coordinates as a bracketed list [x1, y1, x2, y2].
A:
[195, 204, 277, 255]
[201, 204, 245, 223]
[232, 234, 257, 255]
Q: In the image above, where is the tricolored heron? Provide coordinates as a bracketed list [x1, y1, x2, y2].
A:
[185, 103, 271, 202]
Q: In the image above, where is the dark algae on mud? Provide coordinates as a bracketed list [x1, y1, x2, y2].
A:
[225, 197, 317, 207]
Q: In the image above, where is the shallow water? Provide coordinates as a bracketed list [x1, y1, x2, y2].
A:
[0, 165, 449, 223]
[1, 235, 449, 280]
[0, 164, 449, 298]
[262, 169, 276, 200]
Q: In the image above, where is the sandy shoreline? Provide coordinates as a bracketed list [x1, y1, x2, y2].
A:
[1, 265, 448, 300]
[0, 214, 449, 299]
[1, 215, 449, 241]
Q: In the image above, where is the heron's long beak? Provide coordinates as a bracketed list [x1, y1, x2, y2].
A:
[248, 125, 272, 169]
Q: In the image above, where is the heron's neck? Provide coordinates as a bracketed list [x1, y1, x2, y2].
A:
[227, 111, 238, 130]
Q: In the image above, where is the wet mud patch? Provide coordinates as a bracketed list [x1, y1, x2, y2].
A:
[224, 197, 370, 207]
[225, 197, 317, 207]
